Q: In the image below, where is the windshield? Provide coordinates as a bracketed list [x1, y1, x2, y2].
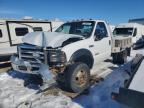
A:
[113, 28, 134, 36]
[55, 21, 95, 38]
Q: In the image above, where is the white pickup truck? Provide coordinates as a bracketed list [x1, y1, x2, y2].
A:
[113, 23, 144, 49]
[11, 20, 132, 93]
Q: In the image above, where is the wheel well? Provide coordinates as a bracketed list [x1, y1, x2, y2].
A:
[69, 49, 94, 69]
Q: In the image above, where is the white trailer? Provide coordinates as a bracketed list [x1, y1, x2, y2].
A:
[0, 19, 63, 64]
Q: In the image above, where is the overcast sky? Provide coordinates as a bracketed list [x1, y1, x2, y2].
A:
[0, 0, 144, 24]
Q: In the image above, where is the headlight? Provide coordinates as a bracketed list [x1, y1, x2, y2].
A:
[48, 49, 66, 64]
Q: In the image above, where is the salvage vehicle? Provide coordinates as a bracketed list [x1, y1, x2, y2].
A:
[11, 20, 132, 93]
[0, 18, 63, 64]
[113, 23, 144, 49]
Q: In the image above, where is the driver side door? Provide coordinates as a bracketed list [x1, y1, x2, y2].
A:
[92, 22, 111, 63]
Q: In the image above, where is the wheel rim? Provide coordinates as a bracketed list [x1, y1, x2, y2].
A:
[75, 69, 87, 87]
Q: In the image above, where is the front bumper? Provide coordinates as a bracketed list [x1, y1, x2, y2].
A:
[11, 55, 56, 84]
[11, 55, 39, 74]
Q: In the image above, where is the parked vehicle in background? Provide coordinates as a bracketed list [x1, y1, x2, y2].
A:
[113, 23, 144, 49]
[11, 19, 132, 93]
[0, 19, 63, 64]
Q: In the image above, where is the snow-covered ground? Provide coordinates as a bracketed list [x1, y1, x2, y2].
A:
[0, 72, 83, 108]
[0, 48, 143, 108]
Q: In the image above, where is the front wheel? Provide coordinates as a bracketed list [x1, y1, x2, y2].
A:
[62, 62, 90, 93]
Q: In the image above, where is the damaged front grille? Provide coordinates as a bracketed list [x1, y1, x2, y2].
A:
[115, 38, 132, 48]
[18, 44, 45, 71]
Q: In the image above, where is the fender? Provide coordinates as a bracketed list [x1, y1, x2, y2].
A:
[69, 49, 94, 69]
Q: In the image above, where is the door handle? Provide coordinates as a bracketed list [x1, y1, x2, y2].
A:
[95, 53, 99, 55]
[89, 45, 94, 48]
[109, 40, 111, 45]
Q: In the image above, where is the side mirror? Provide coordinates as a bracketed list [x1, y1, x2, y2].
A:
[94, 30, 103, 41]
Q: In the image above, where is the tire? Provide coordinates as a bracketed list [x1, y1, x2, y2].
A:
[112, 50, 127, 64]
[126, 47, 131, 56]
[58, 62, 90, 93]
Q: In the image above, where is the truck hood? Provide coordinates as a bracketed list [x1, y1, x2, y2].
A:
[22, 32, 83, 48]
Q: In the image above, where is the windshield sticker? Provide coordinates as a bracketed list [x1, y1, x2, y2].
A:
[82, 23, 92, 25]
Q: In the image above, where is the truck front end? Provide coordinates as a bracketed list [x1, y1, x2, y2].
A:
[11, 43, 66, 74]
[111, 35, 132, 64]
[113, 23, 144, 49]
[11, 41, 67, 88]
[112, 36, 132, 53]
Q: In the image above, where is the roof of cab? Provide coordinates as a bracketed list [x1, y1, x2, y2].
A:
[67, 19, 107, 23]
[116, 23, 143, 28]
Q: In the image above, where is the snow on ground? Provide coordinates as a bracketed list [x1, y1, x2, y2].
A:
[0, 48, 143, 108]
[0, 72, 82, 108]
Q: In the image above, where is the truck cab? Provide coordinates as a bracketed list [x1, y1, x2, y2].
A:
[55, 20, 112, 66]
